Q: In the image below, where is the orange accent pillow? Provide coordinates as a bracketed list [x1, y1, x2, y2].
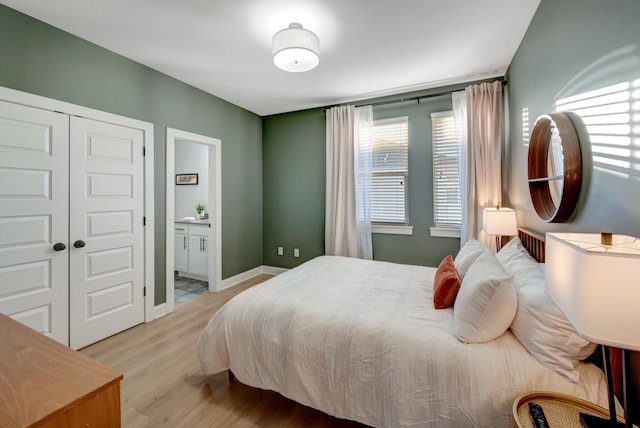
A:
[433, 255, 461, 309]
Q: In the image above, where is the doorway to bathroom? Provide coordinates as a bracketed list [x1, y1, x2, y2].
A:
[165, 128, 221, 314]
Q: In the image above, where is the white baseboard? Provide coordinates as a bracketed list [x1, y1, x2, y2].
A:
[262, 265, 289, 275]
[218, 265, 289, 292]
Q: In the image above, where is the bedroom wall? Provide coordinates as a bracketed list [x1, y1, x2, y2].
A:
[262, 108, 326, 268]
[505, 0, 640, 234]
[262, 85, 480, 269]
[0, 5, 264, 304]
[506, 0, 640, 419]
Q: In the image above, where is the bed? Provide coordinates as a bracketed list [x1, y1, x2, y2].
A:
[198, 230, 612, 427]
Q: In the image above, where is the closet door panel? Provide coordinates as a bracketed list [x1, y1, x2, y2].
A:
[0, 100, 69, 345]
[69, 117, 144, 350]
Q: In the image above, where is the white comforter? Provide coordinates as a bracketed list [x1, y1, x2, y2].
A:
[198, 256, 611, 427]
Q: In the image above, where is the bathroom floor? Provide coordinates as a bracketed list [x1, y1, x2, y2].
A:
[174, 275, 208, 305]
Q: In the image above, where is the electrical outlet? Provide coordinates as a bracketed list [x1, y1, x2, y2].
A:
[294, 248, 300, 258]
[277, 246, 283, 256]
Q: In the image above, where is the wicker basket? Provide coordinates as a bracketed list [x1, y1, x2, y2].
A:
[513, 391, 628, 428]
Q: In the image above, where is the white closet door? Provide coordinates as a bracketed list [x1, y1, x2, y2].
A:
[0, 100, 69, 345]
[69, 116, 145, 349]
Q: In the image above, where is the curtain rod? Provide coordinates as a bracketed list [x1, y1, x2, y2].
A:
[323, 79, 507, 113]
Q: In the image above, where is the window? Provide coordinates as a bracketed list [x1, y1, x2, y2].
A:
[431, 111, 462, 233]
[371, 117, 409, 224]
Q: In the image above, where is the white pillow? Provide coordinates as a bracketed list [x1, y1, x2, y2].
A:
[453, 252, 517, 343]
[496, 237, 538, 275]
[507, 259, 597, 383]
[454, 239, 489, 279]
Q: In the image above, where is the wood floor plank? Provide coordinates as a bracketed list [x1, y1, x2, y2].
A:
[80, 274, 366, 428]
[122, 407, 149, 427]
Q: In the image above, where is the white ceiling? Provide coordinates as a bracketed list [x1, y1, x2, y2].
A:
[3, 0, 541, 116]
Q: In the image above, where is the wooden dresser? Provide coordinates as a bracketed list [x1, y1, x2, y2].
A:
[0, 314, 123, 427]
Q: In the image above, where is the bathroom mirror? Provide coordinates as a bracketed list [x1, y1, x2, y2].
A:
[527, 112, 582, 223]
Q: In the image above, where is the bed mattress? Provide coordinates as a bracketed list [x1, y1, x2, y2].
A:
[198, 256, 610, 427]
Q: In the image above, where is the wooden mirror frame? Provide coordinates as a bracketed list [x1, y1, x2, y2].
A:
[527, 112, 582, 223]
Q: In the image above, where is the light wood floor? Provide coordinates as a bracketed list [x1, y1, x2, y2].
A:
[80, 275, 367, 428]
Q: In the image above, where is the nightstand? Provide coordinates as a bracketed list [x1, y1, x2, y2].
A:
[513, 391, 631, 428]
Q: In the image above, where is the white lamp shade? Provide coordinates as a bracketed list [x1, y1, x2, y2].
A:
[545, 232, 640, 351]
[483, 207, 517, 236]
[272, 23, 319, 73]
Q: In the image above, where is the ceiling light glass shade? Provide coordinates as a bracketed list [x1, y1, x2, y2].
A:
[545, 232, 640, 351]
[272, 22, 319, 73]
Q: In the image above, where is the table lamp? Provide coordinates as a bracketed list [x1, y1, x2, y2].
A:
[483, 207, 517, 251]
[546, 232, 640, 428]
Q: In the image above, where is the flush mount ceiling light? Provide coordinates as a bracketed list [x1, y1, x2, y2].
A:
[272, 22, 319, 73]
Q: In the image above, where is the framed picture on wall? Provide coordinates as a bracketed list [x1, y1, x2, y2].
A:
[176, 173, 198, 185]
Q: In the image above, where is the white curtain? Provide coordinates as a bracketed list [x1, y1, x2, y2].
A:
[354, 106, 373, 259]
[452, 91, 469, 249]
[454, 81, 503, 251]
[325, 105, 373, 259]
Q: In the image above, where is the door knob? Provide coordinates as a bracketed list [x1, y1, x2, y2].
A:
[73, 240, 86, 248]
[53, 242, 66, 251]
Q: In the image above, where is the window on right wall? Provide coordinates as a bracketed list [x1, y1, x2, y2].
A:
[431, 111, 462, 237]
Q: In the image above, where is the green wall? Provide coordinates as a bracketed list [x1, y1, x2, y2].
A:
[0, 5, 263, 304]
[370, 97, 461, 267]
[506, 0, 640, 235]
[506, 0, 640, 418]
[262, 109, 326, 267]
[262, 85, 485, 269]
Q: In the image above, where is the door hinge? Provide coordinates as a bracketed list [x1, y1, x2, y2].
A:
[143, 216, 146, 226]
[143, 286, 146, 296]
[142, 146, 146, 156]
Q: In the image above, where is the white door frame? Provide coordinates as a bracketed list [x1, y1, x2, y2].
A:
[0, 85, 156, 324]
[165, 127, 222, 314]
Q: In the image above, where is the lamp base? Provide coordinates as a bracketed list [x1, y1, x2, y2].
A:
[580, 413, 625, 427]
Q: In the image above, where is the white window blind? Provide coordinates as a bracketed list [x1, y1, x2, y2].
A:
[431, 111, 461, 229]
[371, 117, 408, 224]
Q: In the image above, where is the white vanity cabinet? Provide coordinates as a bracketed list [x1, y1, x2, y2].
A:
[174, 222, 209, 280]
[188, 225, 208, 277]
[174, 224, 189, 272]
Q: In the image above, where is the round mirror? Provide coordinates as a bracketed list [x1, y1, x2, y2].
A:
[527, 112, 582, 223]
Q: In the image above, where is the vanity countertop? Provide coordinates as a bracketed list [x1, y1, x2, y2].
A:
[175, 219, 210, 226]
